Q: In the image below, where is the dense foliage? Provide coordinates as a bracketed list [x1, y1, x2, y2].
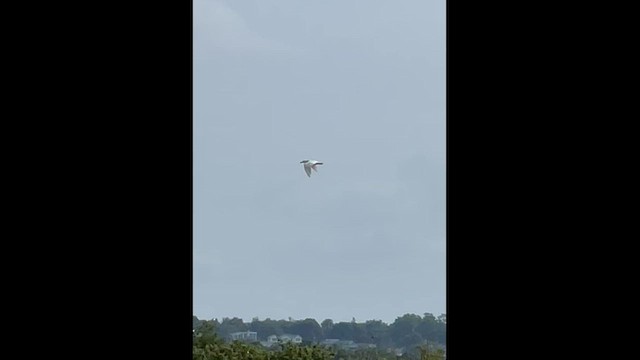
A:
[193, 313, 446, 359]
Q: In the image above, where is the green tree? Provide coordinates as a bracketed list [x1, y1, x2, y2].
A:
[289, 318, 323, 342]
[328, 321, 354, 340]
[416, 313, 437, 341]
[364, 320, 392, 348]
[217, 317, 248, 339]
[249, 317, 284, 340]
[194, 339, 335, 360]
[321, 319, 333, 336]
[352, 322, 369, 343]
[390, 314, 424, 349]
[193, 320, 221, 349]
[193, 315, 202, 329]
[417, 345, 446, 360]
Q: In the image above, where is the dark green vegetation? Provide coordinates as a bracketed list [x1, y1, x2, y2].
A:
[193, 313, 446, 360]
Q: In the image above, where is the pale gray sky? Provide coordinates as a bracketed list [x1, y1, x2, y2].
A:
[194, 0, 445, 324]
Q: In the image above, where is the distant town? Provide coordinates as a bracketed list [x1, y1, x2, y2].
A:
[193, 312, 446, 357]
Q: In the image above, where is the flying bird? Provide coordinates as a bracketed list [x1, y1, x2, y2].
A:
[300, 159, 323, 177]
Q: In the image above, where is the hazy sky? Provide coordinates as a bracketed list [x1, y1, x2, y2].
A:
[194, 0, 445, 325]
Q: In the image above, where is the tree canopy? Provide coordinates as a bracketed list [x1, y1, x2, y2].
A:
[194, 312, 446, 355]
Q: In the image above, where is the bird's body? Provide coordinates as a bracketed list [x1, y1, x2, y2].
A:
[300, 159, 323, 177]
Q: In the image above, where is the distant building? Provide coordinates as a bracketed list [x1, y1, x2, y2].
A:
[320, 339, 340, 346]
[229, 331, 257, 342]
[278, 334, 303, 343]
[261, 334, 302, 346]
[320, 339, 366, 350]
[267, 335, 278, 344]
[337, 340, 358, 350]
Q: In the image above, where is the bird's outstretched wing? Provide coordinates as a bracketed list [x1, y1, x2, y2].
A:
[304, 165, 312, 177]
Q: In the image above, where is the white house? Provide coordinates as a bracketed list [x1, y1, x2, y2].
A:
[229, 331, 257, 342]
[320, 339, 340, 346]
[260, 334, 303, 347]
[267, 335, 279, 343]
[279, 334, 303, 343]
[264, 334, 303, 344]
[259, 335, 279, 348]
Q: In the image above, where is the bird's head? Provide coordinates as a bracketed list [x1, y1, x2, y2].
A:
[300, 160, 309, 163]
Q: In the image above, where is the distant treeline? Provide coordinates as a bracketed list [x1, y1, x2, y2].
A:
[193, 313, 446, 350]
